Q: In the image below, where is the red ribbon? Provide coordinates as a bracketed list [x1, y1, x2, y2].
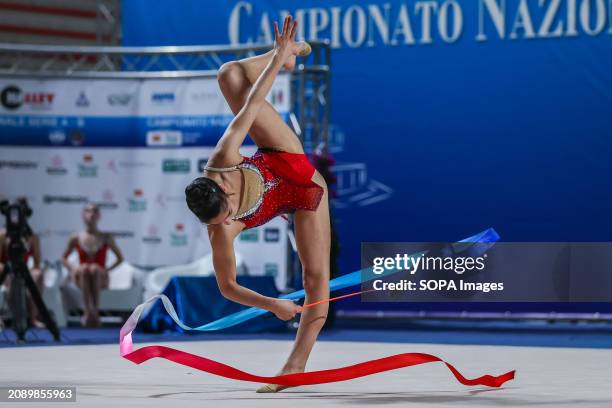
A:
[121, 290, 515, 388]
[124, 346, 515, 387]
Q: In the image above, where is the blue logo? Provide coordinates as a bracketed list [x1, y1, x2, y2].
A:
[151, 92, 175, 103]
[75, 92, 90, 107]
[264, 228, 280, 242]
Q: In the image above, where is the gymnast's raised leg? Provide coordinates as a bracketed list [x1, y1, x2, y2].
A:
[216, 28, 331, 393]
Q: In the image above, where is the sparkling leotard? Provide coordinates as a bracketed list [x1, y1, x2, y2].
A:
[75, 240, 108, 267]
[205, 148, 324, 230]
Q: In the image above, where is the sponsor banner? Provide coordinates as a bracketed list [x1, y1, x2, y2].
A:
[0, 74, 291, 288]
[0, 75, 290, 147]
[0, 114, 291, 147]
[0, 149, 288, 288]
[0, 76, 289, 117]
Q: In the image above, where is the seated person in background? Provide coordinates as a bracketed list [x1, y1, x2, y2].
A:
[0, 197, 45, 328]
[61, 203, 123, 327]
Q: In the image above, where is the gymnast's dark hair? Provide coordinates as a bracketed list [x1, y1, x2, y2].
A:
[185, 177, 228, 224]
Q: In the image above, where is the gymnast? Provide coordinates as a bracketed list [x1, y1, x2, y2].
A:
[185, 15, 329, 393]
[62, 203, 124, 327]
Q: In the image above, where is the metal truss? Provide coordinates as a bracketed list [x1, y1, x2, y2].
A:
[96, 0, 122, 45]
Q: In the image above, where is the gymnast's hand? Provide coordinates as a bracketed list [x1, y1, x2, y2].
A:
[273, 15, 299, 61]
[271, 298, 303, 321]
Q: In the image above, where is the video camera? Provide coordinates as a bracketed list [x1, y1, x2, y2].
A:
[0, 197, 60, 342]
[0, 198, 33, 261]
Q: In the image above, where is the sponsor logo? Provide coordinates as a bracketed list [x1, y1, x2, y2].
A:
[48, 130, 66, 145]
[264, 262, 279, 277]
[78, 154, 98, 177]
[75, 91, 90, 107]
[239, 228, 259, 242]
[269, 89, 284, 106]
[332, 162, 393, 208]
[162, 158, 191, 173]
[70, 129, 85, 146]
[0, 160, 37, 170]
[143, 224, 162, 244]
[128, 188, 147, 212]
[264, 227, 280, 242]
[108, 231, 135, 239]
[146, 130, 182, 146]
[0, 85, 54, 110]
[197, 158, 209, 172]
[325, 124, 393, 209]
[43, 195, 88, 205]
[190, 91, 218, 102]
[151, 92, 175, 104]
[46, 155, 67, 175]
[38, 228, 73, 238]
[106, 160, 118, 174]
[107, 93, 133, 106]
[98, 189, 118, 210]
[170, 223, 188, 246]
[156, 193, 186, 208]
[106, 159, 156, 173]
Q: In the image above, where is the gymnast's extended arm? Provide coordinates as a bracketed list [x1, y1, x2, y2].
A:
[208, 224, 302, 321]
[213, 17, 297, 158]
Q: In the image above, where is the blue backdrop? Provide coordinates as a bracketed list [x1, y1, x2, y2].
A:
[123, 0, 612, 313]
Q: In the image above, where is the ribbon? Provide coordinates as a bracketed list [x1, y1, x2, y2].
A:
[120, 228, 515, 388]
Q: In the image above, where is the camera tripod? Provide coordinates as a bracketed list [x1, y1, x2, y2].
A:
[0, 235, 60, 342]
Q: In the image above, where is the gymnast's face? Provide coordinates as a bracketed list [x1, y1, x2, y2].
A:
[206, 191, 235, 226]
[82, 204, 100, 227]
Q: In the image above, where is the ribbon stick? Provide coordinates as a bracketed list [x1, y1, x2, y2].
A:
[120, 228, 515, 388]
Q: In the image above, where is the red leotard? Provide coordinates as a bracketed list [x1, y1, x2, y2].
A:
[211, 148, 324, 230]
[0, 245, 32, 264]
[75, 240, 108, 267]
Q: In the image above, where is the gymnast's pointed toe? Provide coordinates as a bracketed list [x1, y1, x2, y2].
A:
[256, 383, 281, 393]
[297, 41, 312, 57]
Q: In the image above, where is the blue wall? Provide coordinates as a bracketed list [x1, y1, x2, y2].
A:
[123, 1, 612, 311]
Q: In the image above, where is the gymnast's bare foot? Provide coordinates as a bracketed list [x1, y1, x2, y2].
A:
[283, 41, 311, 71]
[29, 319, 46, 329]
[255, 365, 305, 393]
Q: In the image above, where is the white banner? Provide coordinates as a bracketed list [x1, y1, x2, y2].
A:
[0, 76, 291, 289]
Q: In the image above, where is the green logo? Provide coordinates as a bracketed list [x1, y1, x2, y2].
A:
[264, 263, 279, 277]
[170, 224, 188, 246]
[128, 199, 146, 212]
[78, 163, 97, 177]
[170, 233, 188, 246]
[128, 190, 146, 212]
[239, 229, 259, 242]
[162, 159, 190, 173]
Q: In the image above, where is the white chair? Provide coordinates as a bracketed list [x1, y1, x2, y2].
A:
[60, 251, 146, 318]
[143, 252, 248, 303]
[42, 260, 66, 327]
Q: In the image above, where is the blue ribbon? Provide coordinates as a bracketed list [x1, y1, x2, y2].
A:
[136, 228, 499, 332]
